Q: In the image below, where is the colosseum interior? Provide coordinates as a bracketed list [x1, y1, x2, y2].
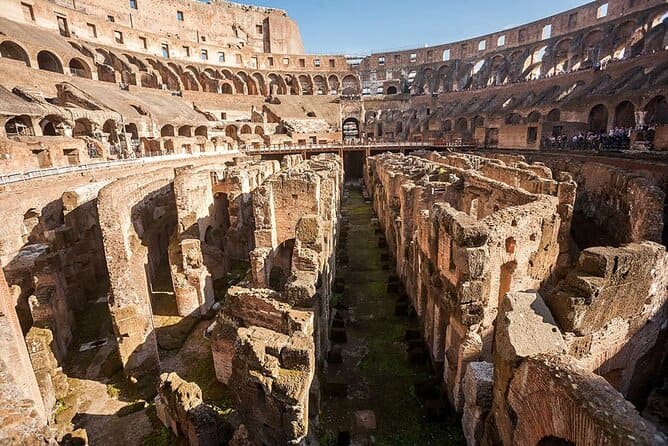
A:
[0, 0, 667, 445]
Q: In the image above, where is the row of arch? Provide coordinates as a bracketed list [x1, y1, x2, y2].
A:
[0, 39, 361, 96]
[382, 9, 667, 95]
[366, 95, 668, 139]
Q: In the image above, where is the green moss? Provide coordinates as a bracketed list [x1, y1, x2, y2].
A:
[106, 383, 120, 400]
[142, 426, 173, 446]
[318, 187, 465, 446]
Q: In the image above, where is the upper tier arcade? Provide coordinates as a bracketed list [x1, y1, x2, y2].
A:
[357, 0, 667, 96]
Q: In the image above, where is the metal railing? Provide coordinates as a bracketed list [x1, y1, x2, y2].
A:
[0, 150, 238, 186]
[244, 139, 477, 153]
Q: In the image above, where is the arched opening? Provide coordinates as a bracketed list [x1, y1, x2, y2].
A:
[73, 118, 95, 137]
[342, 75, 360, 96]
[221, 83, 233, 94]
[4, 115, 34, 137]
[298, 75, 313, 95]
[472, 115, 485, 131]
[0, 41, 30, 66]
[313, 75, 326, 95]
[546, 109, 561, 122]
[589, 104, 609, 133]
[68, 58, 91, 78]
[343, 118, 360, 141]
[328, 75, 340, 95]
[455, 118, 468, 132]
[225, 126, 238, 139]
[614, 101, 636, 128]
[102, 120, 118, 144]
[645, 95, 668, 125]
[124, 123, 139, 140]
[37, 50, 63, 73]
[387, 85, 398, 95]
[194, 126, 208, 138]
[240, 125, 252, 135]
[39, 115, 68, 136]
[255, 126, 264, 137]
[160, 125, 175, 137]
[442, 120, 452, 132]
[178, 125, 193, 137]
[527, 111, 542, 123]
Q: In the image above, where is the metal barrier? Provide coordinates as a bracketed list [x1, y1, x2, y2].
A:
[0, 151, 238, 186]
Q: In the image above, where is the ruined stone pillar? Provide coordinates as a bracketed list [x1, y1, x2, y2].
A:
[0, 266, 46, 423]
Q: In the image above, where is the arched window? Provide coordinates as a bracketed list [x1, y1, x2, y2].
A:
[37, 51, 63, 73]
[386, 86, 398, 95]
[588, 104, 609, 133]
[195, 126, 208, 138]
[178, 126, 193, 137]
[161, 125, 175, 137]
[645, 95, 668, 125]
[614, 101, 636, 128]
[4, 115, 34, 137]
[69, 58, 91, 78]
[0, 41, 30, 66]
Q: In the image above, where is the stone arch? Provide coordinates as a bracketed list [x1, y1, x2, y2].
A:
[237, 71, 258, 95]
[221, 82, 234, 94]
[4, 115, 34, 137]
[73, 118, 96, 137]
[328, 75, 340, 94]
[527, 111, 542, 123]
[68, 57, 92, 78]
[37, 50, 63, 73]
[139, 71, 159, 89]
[472, 115, 485, 131]
[583, 29, 605, 67]
[343, 117, 360, 140]
[589, 104, 609, 133]
[552, 38, 573, 74]
[194, 126, 208, 138]
[645, 95, 668, 125]
[240, 124, 252, 134]
[40, 114, 68, 136]
[612, 20, 642, 60]
[614, 101, 636, 128]
[523, 46, 547, 80]
[298, 74, 313, 95]
[178, 125, 193, 137]
[0, 40, 30, 66]
[252, 72, 267, 96]
[455, 117, 468, 132]
[342, 75, 360, 96]
[546, 109, 561, 122]
[267, 73, 286, 95]
[312, 75, 326, 95]
[442, 119, 452, 132]
[437, 64, 452, 92]
[255, 126, 264, 137]
[124, 122, 139, 140]
[161, 125, 175, 137]
[387, 85, 398, 95]
[225, 125, 238, 139]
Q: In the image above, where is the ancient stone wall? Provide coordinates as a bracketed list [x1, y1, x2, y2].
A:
[169, 157, 279, 317]
[211, 154, 342, 445]
[365, 152, 574, 409]
[545, 242, 668, 402]
[98, 167, 177, 376]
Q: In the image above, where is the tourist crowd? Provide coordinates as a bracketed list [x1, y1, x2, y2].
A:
[541, 126, 657, 151]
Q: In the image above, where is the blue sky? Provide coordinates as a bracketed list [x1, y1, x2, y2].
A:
[247, 0, 591, 55]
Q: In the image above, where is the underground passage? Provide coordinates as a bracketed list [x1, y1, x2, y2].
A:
[1, 0, 668, 445]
